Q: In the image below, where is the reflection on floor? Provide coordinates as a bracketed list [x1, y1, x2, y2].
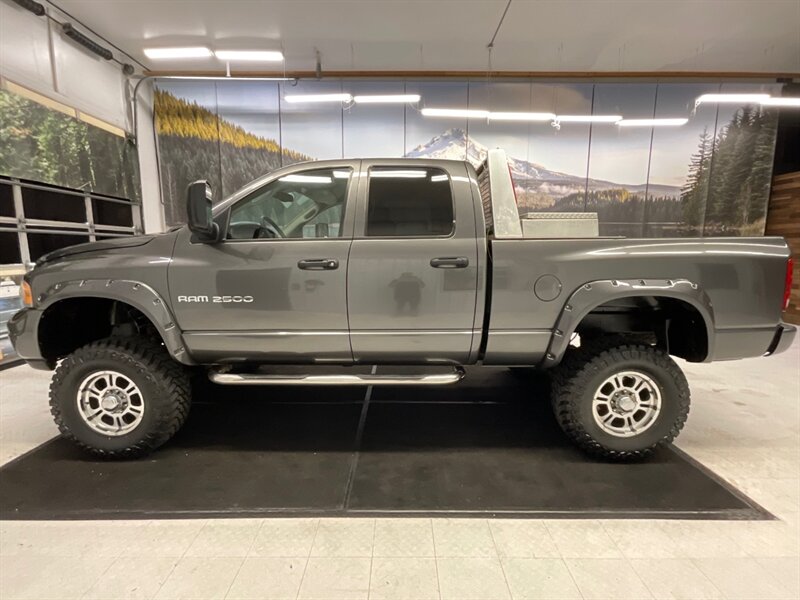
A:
[0, 338, 798, 599]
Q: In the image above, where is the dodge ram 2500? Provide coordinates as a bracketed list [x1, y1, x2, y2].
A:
[8, 150, 796, 460]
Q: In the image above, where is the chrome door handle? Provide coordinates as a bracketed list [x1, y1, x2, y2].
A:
[298, 258, 339, 270]
[430, 257, 469, 269]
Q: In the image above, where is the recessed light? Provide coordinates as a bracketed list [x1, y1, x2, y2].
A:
[760, 97, 800, 107]
[617, 118, 689, 127]
[695, 93, 771, 105]
[421, 108, 489, 118]
[214, 50, 284, 62]
[284, 93, 353, 103]
[554, 115, 622, 123]
[353, 94, 421, 104]
[144, 47, 212, 59]
[488, 112, 556, 121]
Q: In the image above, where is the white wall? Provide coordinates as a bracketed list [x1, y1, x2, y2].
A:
[135, 81, 166, 233]
[0, 0, 165, 233]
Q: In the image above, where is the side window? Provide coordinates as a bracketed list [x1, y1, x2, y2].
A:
[366, 167, 454, 237]
[227, 168, 352, 240]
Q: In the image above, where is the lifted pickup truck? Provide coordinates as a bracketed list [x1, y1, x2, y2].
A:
[9, 150, 796, 460]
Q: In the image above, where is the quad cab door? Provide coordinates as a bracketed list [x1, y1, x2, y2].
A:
[168, 161, 359, 363]
[346, 160, 481, 364]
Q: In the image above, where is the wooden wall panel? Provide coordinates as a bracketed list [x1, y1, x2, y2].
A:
[766, 171, 800, 325]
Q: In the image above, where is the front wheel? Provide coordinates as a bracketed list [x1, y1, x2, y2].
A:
[551, 341, 690, 460]
[49, 337, 191, 458]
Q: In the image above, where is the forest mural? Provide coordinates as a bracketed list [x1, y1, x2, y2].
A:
[681, 107, 777, 236]
[0, 90, 140, 200]
[153, 79, 782, 237]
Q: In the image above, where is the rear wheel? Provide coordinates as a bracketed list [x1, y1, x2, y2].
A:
[49, 337, 191, 458]
[551, 340, 690, 460]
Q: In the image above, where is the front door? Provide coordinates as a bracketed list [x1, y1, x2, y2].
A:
[346, 161, 481, 364]
[168, 162, 359, 363]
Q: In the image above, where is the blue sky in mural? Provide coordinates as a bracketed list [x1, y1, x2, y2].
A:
[215, 80, 280, 144]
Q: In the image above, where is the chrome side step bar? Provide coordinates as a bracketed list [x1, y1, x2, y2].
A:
[208, 367, 465, 386]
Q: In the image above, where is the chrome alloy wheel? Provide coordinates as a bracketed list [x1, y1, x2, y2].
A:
[592, 370, 662, 438]
[76, 370, 145, 436]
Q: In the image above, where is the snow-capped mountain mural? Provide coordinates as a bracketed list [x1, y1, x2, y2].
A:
[406, 128, 680, 206]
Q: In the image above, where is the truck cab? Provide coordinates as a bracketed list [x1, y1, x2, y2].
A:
[170, 158, 485, 365]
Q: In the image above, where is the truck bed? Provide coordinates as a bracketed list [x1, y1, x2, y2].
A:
[482, 236, 791, 365]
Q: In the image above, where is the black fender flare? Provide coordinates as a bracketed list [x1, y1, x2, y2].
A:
[543, 278, 715, 366]
[37, 278, 195, 366]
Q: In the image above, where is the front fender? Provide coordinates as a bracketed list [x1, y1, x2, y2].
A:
[543, 278, 715, 366]
[36, 278, 194, 366]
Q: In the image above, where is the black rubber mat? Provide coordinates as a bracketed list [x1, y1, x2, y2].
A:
[0, 367, 768, 520]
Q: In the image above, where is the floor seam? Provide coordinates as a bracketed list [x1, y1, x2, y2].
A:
[430, 518, 443, 600]
[486, 519, 514, 599]
[294, 518, 321, 600]
[222, 520, 263, 599]
[152, 519, 209, 598]
[342, 365, 377, 511]
[366, 518, 376, 599]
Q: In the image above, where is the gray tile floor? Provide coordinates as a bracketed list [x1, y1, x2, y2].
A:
[0, 338, 798, 599]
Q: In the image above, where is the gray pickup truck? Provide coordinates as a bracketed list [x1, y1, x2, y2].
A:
[8, 150, 796, 460]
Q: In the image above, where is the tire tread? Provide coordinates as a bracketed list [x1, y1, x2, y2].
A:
[49, 337, 191, 459]
[551, 339, 690, 461]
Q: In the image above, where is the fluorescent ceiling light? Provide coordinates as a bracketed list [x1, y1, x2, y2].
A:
[284, 93, 353, 103]
[214, 50, 284, 62]
[144, 47, 212, 59]
[617, 118, 689, 127]
[353, 94, 421, 104]
[280, 174, 332, 183]
[332, 170, 351, 178]
[760, 97, 800, 107]
[695, 93, 770, 105]
[370, 170, 427, 178]
[488, 111, 555, 121]
[430, 174, 449, 182]
[421, 108, 489, 118]
[554, 115, 622, 123]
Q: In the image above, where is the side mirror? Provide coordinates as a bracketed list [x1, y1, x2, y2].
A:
[186, 180, 219, 242]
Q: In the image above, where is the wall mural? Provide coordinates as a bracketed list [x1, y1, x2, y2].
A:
[0, 90, 140, 201]
[154, 79, 782, 236]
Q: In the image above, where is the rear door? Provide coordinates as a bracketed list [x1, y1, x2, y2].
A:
[346, 160, 481, 364]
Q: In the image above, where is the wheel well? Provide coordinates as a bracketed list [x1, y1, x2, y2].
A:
[575, 296, 709, 362]
[38, 297, 164, 363]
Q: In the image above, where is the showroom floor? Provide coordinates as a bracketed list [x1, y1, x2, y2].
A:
[0, 339, 798, 600]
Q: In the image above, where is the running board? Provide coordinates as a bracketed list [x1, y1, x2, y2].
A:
[208, 367, 465, 386]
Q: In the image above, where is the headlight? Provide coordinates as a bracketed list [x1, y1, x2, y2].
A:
[21, 280, 33, 307]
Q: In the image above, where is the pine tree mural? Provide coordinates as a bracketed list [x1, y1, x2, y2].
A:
[681, 128, 713, 229]
[153, 89, 311, 226]
[0, 90, 140, 200]
[680, 107, 777, 236]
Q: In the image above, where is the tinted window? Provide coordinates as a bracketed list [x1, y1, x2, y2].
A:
[22, 187, 86, 223]
[366, 168, 453, 237]
[228, 168, 351, 240]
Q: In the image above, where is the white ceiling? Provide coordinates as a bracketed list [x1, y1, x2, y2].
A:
[49, 0, 800, 74]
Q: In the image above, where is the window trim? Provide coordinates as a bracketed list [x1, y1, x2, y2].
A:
[222, 166, 355, 243]
[362, 166, 457, 240]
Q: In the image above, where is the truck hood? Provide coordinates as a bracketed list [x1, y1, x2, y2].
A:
[36, 235, 156, 265]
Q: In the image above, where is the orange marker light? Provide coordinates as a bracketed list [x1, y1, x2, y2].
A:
[21, 280, 33, 307]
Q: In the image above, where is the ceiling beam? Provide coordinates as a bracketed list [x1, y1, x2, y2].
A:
[142, 70, 799, 81]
